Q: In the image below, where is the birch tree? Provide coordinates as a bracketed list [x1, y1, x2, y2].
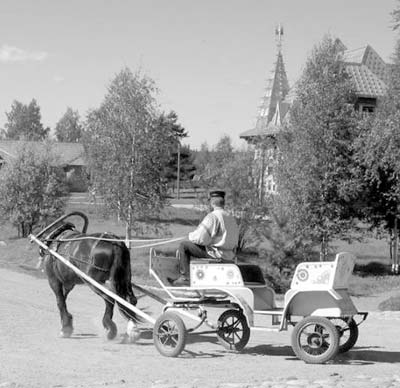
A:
[84, 68, 172, 244]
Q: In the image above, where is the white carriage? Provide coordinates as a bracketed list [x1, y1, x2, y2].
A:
[149, 250, 367, 363]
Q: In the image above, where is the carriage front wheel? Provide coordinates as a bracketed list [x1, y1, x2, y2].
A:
[291, 316, 339, 364]
[153, 312, 187, 357]
[217, 309, 250, 351]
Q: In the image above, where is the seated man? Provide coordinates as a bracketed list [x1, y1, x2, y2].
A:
[172, 190, 239, 286]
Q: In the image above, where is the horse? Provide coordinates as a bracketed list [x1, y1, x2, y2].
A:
[35, 212, 140, 340]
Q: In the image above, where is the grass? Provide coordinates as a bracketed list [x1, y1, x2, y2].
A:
[1, 199, 400, 299]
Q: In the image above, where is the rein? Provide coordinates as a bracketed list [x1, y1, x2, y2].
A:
[43, 235, 186, 249]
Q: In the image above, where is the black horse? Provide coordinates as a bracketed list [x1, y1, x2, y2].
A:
[36, 212, 139, 339]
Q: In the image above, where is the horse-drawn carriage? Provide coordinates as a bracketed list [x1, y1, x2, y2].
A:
[149, 249, 367, 363]
[30, 212, 368, 364]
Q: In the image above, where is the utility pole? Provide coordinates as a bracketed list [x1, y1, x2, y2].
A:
[394, 216, 399, 274]
[176, 141, 181, 199]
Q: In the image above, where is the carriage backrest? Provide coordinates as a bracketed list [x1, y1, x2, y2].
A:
[190, 261, 244, 287]
[290, 252, 355, 291]
[189, 262, 266, 287]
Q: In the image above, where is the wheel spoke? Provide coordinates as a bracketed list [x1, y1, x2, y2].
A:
[233, 328, 243, 341]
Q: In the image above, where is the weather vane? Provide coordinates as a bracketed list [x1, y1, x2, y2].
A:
[275, 23, 284, 52]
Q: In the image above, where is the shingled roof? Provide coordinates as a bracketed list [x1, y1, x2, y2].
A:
[0, 140, 85, 166]
[340, 44, 388, 98]
[345, 63, 387, 97]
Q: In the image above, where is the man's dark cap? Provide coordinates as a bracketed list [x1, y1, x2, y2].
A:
[209, 190, 225, 198]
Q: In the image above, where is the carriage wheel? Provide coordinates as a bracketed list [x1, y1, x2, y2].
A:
[153, 312, 187, 357]
[217, 309, 250, 351]
[331, 317, 359, 353]
[291, 316, 339, 364]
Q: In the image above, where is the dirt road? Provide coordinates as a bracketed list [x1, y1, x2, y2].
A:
[1, 268, 400, 388]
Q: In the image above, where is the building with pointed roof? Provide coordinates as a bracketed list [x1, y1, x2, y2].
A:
[240, 31, 389, 197]
[240, 25, 290, 197]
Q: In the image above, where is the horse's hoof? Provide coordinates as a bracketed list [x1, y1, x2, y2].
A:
[126, 320, 140, 343]
[60, 327, 73, 338]
[106, 322, 118, 340]
[128, 329, 141, 343]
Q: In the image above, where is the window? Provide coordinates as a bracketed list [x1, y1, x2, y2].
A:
[360, 105, 375, 114]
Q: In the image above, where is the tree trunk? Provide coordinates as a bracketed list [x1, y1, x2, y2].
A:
[320, 234, 328, 261]
[393, 220, 398, 274]
[125, 222, 131, 249]
[176, 142, 181, 200]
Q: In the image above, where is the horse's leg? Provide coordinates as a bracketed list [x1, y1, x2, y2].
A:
[102, 297, 117, 340]
[62, 283, 75, 337]
[48, 277, 74, 338]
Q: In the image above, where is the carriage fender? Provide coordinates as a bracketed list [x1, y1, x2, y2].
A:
[279, 289, 358, 330]
[218, 287, 254, 327]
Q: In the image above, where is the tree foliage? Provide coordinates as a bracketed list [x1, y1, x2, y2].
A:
[155, 110, 187, 140]
[154, 111, 194, 184]
[275, 36, 360, 257]
[193, 142, 211, 177]
[84, 68, 172, 240]
[4, 99, 49, 141]
[198, 136, 262, 250]
[354, 40, 400, 232]
[0, 145, 67, 237]
[55, 107, 83, 142]
[163, 144, 196, 182]
[392, 0, 400, 31]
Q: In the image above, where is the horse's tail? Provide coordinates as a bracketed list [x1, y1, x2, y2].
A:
[111, 243, 142, 323]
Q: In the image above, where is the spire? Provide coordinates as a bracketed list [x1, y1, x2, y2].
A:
[255, 24, 289, 129]
[240, 24, 290, 140]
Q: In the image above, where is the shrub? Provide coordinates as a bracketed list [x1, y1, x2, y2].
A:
[256, 214, 317, 293]
[0, 145, 67, 237]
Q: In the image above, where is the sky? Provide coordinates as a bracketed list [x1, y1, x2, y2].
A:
[0, 0, 398, 150]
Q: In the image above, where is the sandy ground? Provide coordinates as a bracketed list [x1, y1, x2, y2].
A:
[1, 267, 400, 388]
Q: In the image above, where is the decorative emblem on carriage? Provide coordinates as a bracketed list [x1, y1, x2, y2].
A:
[196, 269, 205, 280]
[315, 270, 330, 284]
[297, 269, 309, 282]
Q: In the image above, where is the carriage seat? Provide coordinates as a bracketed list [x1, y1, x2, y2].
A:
[237, 264, 266, 286]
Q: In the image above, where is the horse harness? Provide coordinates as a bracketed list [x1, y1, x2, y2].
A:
[45, 226, 118, 273]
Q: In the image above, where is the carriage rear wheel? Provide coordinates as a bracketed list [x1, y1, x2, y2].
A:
[291, 316, 339, 364]
[331, 317, 359, 353]
[217, 309, 250, 351]
[153, 312, 187, 357]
